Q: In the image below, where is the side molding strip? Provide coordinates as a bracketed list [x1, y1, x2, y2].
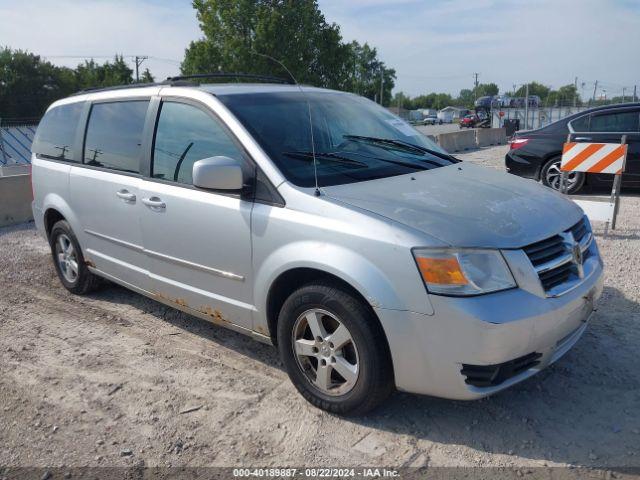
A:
[84, 229, 244, 281]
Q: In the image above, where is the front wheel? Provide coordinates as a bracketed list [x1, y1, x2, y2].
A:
[541, 157, 585, 194]
[277, 282, 394, 415]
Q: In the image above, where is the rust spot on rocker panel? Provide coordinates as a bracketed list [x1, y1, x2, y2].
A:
[154, 292, 189, 308]
[85, 259, 96, 268]
[254, 325, 268, 335]
[153, 292, 231, 326]
[199, 305, 228, 324]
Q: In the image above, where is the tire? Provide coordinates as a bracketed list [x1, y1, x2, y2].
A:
[541, 157, 585, 194]
[277, 281, 394, 415]
[49, 220, 101, 295]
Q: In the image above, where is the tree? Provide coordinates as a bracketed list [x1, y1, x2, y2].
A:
[545, 84, 580, 106]
[515, 81, 550, 99]
[75, 55, 134, 88]
[1, 48, 142, 119]
[182, 0, 395, 104]
[346, 41, 395, 105]
[140, 68, 155, 83]
[0, 47, 78, 118]
[475, 82, 499, 98]
[457, 89, 475, 108]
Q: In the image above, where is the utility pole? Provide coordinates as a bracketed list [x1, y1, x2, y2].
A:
[622, 87, 626, 103]
[524, 83, 529, 130]
[634, 85, 637, 102]
[379, 68, 384, 106]
[134, 56, 148, 83]
[473, 73, 479, 101]
[592, 80, 598, 104]
[573, 76, 578, 107]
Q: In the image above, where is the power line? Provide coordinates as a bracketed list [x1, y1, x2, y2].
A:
[42, 54, 181, 65]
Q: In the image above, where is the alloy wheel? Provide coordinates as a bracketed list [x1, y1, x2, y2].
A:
[292, 308, 360, 396]
[55, 233, 79, 283]
[546, 160, 579, 191]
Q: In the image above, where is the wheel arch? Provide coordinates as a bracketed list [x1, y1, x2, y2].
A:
[266, 267, 380, 344]
[44, 207, 66, 239]
[41, 194, 82, 242]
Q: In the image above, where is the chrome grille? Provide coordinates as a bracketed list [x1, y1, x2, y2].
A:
[523, 217, 592, 295]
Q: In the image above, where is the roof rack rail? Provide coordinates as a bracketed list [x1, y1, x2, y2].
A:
[70, 82, 163, 96]
[70, 72, 293, 96]
[163, 73, 294, 85]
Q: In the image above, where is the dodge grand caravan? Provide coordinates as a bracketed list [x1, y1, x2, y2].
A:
[31, 78, 604, 414]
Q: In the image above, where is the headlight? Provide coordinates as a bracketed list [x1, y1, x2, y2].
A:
[413, 248, 516, 296]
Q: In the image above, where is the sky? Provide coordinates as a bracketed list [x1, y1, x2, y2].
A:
[1, 0, 639, 98]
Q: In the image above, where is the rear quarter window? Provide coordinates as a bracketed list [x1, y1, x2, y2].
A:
[32, 102, 83, 161]
[569, 114, 590, 132]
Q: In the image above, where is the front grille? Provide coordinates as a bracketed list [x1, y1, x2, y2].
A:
[569, 218, 588, 243]
[523, 234, 565, 267]
[522, 217, 591, 294]
[538, 261, 573, 290]
[461, 352, 542, 387]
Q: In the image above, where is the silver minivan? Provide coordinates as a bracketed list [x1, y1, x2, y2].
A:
[31, 79, 603, 414]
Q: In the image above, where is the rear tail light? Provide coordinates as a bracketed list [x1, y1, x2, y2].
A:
[509, 138, 529, 150]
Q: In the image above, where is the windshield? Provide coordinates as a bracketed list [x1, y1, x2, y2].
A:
[218, 91, 456, 187]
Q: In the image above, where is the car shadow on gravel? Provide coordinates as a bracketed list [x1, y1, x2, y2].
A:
[85, 282, 281, 368]
[85, 281, 638, 471]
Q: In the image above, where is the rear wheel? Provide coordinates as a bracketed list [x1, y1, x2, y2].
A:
[541, 157, 585, 194]
[277, 282, 394, 415]
[50, 220, 101, 294]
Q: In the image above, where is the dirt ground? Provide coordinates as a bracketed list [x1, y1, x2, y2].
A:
[1, 145, 639, 475]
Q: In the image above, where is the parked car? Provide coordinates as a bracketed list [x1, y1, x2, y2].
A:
[496, 94, 512, 108]
[506, 103, 640, 193]
[32, 79, 603, 414]
[510, 96, 541, 108]
[528, 95, 541, 107]
[474, 96, 493, 109]
[459, 114, 478, 128]
[460, 112, 490, 129]
[422, 115, 442, 125]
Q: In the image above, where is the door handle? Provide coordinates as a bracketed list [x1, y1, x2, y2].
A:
[116, 189, 136, 202]
[574, 137, 592, 141]
[142, 197, 166, 210]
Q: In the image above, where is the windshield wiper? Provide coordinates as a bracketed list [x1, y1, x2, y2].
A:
[285, 150, 428, 171]
[343, 134, 456, 161]
[283, 151, 368, 168]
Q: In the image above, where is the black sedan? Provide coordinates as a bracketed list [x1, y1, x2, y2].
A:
[505, 103, 640, 193]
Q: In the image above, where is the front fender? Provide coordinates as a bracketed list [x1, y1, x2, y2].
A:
[253, 241, 434, 331]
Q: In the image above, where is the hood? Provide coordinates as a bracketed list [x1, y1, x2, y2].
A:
[322, 163, 583, 249]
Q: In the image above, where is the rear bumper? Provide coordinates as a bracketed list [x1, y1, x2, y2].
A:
[505, 151, 541, 180]
[376, 248, 604, 400]
[32, 202, 46, 239]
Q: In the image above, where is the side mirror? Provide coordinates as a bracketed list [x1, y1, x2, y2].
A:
[192, 156, 244, 191]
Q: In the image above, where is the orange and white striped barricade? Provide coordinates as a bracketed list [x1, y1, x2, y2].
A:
[560, 134, 628, 230]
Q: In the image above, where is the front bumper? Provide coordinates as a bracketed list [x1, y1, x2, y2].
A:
[375, 244, 604, 400]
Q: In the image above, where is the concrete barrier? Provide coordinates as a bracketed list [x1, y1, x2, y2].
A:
[435, 129, 476, 152]
[476, 127, 507, 147]
[0, 174, 33, 227]
[0, 164, 31, 177]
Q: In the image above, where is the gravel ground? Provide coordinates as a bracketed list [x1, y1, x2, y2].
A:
[1, 145, 639, 475]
